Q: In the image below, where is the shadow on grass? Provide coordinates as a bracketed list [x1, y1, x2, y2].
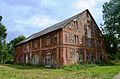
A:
[1, 62, 120, 71]
[0, 64, 56, 70]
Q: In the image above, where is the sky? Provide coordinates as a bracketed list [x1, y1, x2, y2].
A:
[0, 0, 110, 42]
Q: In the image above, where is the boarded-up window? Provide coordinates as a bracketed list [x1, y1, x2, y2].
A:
[88, 38, 91, 47]
[51, 33, 57, 45]
[78, 36, 82, 45]
[74, 50, 79, 63]
[46, 36, 51, 45]
[45, 53, 51, 65]
[25, 54, 29, 64]
[79, 49, 84, 63]
[26, 43, 30, 50]
[33, 39, 39, 49]
[32, 54, 39, 65]
[44, 50, 57, 67]
[70, 48, 79, 63]
[87, 27, 92, 38]
[70, 48, 74, 63]
[65, 33, 69, 43]
[69, 34, 74, 44]
[34, 42, 38, 48]
[26, 43, 29, 50]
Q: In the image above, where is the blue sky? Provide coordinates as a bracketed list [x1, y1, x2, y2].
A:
[0, 0, 109, 42]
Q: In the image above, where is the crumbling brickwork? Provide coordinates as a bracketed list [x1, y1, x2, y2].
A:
[14, 9, 107, 67]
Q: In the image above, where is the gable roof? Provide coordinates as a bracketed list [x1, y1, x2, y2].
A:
[17, 9, 102, 46]
[16, 9, 88, 46]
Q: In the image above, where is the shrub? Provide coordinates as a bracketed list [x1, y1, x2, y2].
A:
[5, 60, 13, 64]
[95, 60, 109, 66]
[63, 64, 98, 71]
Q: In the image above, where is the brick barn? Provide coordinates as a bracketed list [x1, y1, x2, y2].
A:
[14, 9, 107, 67]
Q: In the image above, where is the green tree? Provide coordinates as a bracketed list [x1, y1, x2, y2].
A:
[103, 0, 120, 60]
[8, 35, 26, 61]
[0, 16, 7, 63]
[1, 40, 8, 63]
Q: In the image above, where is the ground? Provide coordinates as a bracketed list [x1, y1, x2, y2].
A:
[0, 64, 120, 79]
[113, 73, 120, 79]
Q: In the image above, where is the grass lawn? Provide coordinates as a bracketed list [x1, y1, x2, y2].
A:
[0, 64, 120, 79]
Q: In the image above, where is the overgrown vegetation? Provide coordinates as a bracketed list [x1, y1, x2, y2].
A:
[0, 64, 120, 79]
[7, 35, 26, 63]
[63, 64, 98, 71]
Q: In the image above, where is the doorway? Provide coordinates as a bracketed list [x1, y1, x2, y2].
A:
[44, 52, 51, 67]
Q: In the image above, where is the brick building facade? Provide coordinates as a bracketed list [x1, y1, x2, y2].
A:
[14, 9, 107, 67]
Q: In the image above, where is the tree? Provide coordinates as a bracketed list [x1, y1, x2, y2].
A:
[103, 0, 120, 36]
[1, 40, 8, 63]
[102, 0, 120, 60]
[8, 35, 26, 61]
[10, 35, 26, 47]
[0, 16, 7, 41]
[103, 34, 118, 60]
[0, 16, 7, 63]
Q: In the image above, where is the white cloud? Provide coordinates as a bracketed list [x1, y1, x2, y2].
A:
[9, 15, 60, 39]
[14, 15, 59, 29]
[73, 0, 110, 10]
[41, 0, 58, 6]
[96, 0, 110, 3]
[73, 0, 97, 10]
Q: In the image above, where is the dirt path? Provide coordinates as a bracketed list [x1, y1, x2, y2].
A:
[113, 73, 120, 79]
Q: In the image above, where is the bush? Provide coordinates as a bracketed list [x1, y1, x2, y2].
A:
[63, 64, 98, 71]
[110, 60, 120, 65]
[5, 60, 13, 64]
[95, 60, 108, 66]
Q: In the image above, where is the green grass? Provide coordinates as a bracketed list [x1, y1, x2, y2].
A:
[0, 64, 120, 79]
